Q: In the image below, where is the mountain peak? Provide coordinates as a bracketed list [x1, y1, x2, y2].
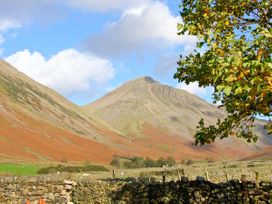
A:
[133, 76, 157, 83]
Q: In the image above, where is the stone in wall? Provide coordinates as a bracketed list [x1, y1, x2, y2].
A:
[0, 175, 271, 203]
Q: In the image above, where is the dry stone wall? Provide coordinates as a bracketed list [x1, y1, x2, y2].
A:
[0, 175, 76, 204]
[0, 176, 271, 204]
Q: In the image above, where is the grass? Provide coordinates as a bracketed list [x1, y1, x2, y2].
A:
[92, 160, 272, 183]
[37, 164, 109, 174]
[0, 163, 40, 176]
[0, 163, 109, 176]
[0, 160, 271, 182]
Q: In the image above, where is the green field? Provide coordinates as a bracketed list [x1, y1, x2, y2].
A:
[0, 163, 40, 176]
[0, 163, 109, 176]
[0, 160, 271, 181]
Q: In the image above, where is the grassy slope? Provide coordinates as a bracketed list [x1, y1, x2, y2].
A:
[85, 77, 270, 160]
[0, 60, 128, 163]
[0, 163, 40, 176]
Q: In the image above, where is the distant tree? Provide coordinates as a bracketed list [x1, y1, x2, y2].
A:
[156, 157, 166, 167]
[175, 0, 272, 145]
[131, 156, 145, 168]
[110, 155, 121, 168]
[144, 157, 157, 167]
[165, 156, 176, 166]
[123, 160, 135, 169]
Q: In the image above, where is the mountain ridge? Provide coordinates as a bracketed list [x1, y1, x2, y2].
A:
[0, 61, 270, 162]
[86, 76, 225, 138]
[0, 60, 129, 163]
[85, 76, 271, 160]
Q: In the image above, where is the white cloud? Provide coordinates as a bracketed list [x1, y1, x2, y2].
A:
[67, 0, 151, 12]
[84, 1, 197, 57]
[177, 82, 211, 95]
[5, 49, 115, 95]
[0, 18, 21, 32]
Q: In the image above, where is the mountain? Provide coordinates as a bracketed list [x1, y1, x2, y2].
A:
[1, 61, 270, 163]
[85, 76, 271, 160]
[0, 60, 129, 163]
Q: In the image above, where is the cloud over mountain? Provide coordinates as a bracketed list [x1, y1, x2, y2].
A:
[83, 1, 197, 57]
[5, 49, 115, 95]
[176, 82, 214, 96]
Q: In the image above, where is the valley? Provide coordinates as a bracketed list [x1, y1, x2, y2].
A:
[0, 60, 270, 164]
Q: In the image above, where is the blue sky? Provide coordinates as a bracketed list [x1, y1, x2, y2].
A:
[0, 0, 212, 105]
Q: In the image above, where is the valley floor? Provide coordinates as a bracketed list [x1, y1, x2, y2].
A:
[0, 160, 271, 182]
[0, 160, 272, 203]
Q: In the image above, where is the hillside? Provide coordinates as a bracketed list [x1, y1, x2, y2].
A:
[0, 60, 128, 163]
[1, 61, 270, 163]
[85, 76, 271, 160]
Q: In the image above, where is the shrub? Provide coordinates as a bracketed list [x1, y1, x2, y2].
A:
[82, 165, 109, 172]
[37, 164, 109, 174]
[110, 156, 121, 167]
[110, 155, 177, 169]
[123, 161, 136, 169]
[145, 157, 157, 168]
[131, 156, 145, 168]
[156, 157, 166, 167]
[165, 156, 176, 166]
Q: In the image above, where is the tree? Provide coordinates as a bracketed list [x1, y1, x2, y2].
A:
[144, 157, 157, 167]
[110, 155, 121, 168]
[165, 156, 176, 166]
[175, 0, 272, 145]
[131, 156, 145, 168]
[156, 157, 166, 167]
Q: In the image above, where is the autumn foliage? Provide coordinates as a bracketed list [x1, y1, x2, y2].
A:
[175, 0, 272, 145]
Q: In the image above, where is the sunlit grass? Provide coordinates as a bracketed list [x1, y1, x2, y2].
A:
[0, 163, 40, 176]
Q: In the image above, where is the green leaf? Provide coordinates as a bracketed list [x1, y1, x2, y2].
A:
[175, 0, 272, 145]
[224, 86, 232, 96]
[234, 86, 243, 95]
[226, 75, 236, 82]
[177, 23, 183, 30]
[216, 85, 225, 91]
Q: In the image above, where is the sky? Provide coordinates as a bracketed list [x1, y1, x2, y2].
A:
[0, 0, 213, 105]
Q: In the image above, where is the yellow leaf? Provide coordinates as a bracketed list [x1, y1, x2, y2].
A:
[212, 43, 217, 48]
[238, 72, 244, 79]
[226, 75, 236, 82]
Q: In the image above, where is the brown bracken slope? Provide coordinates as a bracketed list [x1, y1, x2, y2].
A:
[0, 60, 130, 163]
[85, 77, 271, 161]
[1, 61, 270, 163]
